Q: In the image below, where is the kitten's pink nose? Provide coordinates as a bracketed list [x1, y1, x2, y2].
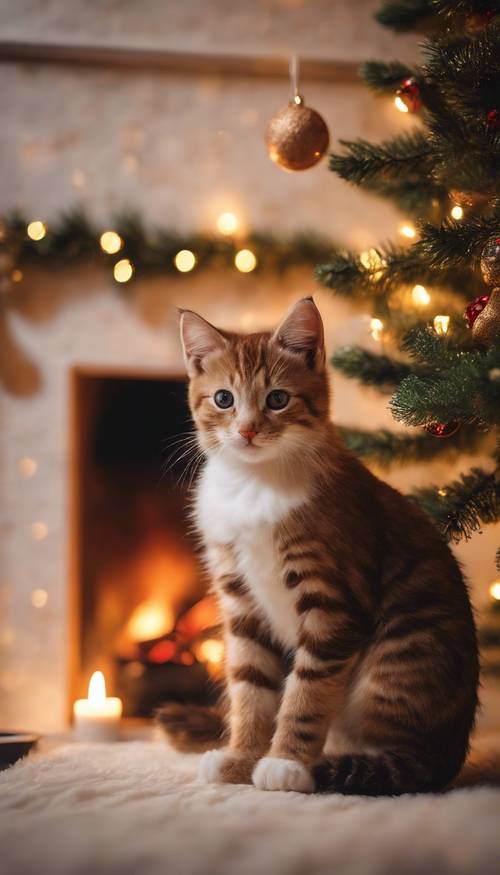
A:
[239, 429, 258, 443]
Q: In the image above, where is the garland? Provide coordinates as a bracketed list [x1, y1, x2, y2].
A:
[0, 209, 336, 282]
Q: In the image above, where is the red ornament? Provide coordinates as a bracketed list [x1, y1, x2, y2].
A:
[395, 78, 422, 114]
[425, 421, 460, 438]
[465, 294, 490, 328]
[486, 109, 500, 129]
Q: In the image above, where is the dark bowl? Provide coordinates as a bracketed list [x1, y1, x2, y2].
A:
[0, 732, 39, 770]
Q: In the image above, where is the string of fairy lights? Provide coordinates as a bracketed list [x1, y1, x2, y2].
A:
[19, 202, 463, 346]
[23, 211, 261, 282]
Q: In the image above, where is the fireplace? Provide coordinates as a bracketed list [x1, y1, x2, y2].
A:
[69, 369, 223, 719]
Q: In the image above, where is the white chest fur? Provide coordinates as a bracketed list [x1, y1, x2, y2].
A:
[196, 455, 308, 649]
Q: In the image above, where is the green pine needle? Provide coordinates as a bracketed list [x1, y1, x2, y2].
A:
[332, 347, 413, 387]
[339, 424, 482, 467]
[412, 467, 500, 542]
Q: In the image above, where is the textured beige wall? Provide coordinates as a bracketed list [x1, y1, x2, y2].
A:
[0, 1, 498, 731]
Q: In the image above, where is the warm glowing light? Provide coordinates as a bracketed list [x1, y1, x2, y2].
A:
[19, 457, 37, 477]
[31, 588, 48, 608]
[370, 317, 384, 341]
[88, 670, 107, 703]
[31, 521, 48, 541]
[450, 205, 464, 220]
[434, 314, 450, 335]
[234, 248, 257, 273]
[394, 95, 409, 113]
[11, 269, 23, 282]
[174, 249, 196, 272]
[113, 258, 134, 283]
[412, 284, 431, 306]
[27, 220, 47, 241]
[100, 230, 123, 254]
[198, 638, 224, 664]
[489, 581, 500, 601]
[216, 212, 238, 235]
[126, 600, 174, 642]
[399, 223, 416, 239]
[73, 670, 123, 739]
[180, 651, 195, 666]
[438, 488, 448, 497]
[360, 248, 385, 282]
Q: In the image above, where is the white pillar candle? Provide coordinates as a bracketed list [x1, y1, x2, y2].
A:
[73, 671, 123, 741]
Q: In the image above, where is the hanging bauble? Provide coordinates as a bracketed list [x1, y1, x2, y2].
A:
[465, 293, 490, 328]
[486, 109, 500, 130]
[471, 288, 500, 347]
[266, 98, 329, 171]
[425, 421, 460, 438]
[480, 236, 500, 286]
[395, 77, 422, 114]
[265, 56, 329, 172]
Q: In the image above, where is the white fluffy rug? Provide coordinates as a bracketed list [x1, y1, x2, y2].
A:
[1, 739, 500, 875]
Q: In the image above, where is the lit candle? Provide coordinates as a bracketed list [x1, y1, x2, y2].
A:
[73, 670, 122, 741]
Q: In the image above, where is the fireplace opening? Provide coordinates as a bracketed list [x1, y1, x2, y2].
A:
[71, 370, 223, 719]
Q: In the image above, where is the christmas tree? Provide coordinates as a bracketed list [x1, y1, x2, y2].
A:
[317, 1, 500, 577]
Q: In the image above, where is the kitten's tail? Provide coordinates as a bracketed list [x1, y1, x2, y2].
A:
[156, 703, 226, 752]
[313, 750, 454, 796]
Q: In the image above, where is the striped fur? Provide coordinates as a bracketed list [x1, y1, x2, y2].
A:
[170, 299, 480, 795]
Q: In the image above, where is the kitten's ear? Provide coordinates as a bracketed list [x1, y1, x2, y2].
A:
[272, 297, 325, 367]
[179, 310, 227, 375]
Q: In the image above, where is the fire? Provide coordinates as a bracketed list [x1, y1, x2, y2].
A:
[88, 670, 106, 703]
[197, 638, 224, 665]
[126, 599, 174, 642]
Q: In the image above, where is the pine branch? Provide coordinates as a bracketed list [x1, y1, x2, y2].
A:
[390, 333, 500, 427]
[416, 215, 500, 270]
[330, 132, 433, 186]
[332, 347, 414, 387]
[361, 60, 416, 92]
[360, 174, 448, 220]
[423, 19, 500, 83]
[412, 467, 500, 542]
[376, 0, 434, 31]
[316, 243, 484, 300]
[339, 423, 483, 467]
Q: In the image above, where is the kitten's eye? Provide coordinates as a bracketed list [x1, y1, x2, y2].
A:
[214, 389, 234, 409]
[266, 390, 290, 411]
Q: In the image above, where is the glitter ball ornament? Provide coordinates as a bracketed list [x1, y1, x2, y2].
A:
[395, 77, 422, 113]
[481, 236, 500, 286]
[486, 109, 500, 129]
[266, 98, 329, 171]
[266, 56, 329, 172]
[465, 293, 490, 327]
[425, 421, 460, 438]
[472, 288, 500, 347]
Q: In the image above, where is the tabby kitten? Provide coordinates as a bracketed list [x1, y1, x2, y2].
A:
[164, 297, 479, 796]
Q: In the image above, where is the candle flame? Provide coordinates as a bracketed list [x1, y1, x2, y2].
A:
[88, 670, 106, 704]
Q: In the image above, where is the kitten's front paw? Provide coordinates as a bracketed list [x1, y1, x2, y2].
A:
[252, 756, 315, 793]
[198, 749, 254, 784]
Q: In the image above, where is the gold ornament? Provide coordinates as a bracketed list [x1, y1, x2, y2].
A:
[472, 287, 500, 347]
[480, 236, 500, 287]
[265, 56, 329, 172]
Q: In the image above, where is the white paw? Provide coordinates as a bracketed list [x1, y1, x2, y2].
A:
[198, 749, 232, 783]
[252, 756, 315, 793]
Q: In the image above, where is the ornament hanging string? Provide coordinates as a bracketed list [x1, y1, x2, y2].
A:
[290, 55, 302, 105]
